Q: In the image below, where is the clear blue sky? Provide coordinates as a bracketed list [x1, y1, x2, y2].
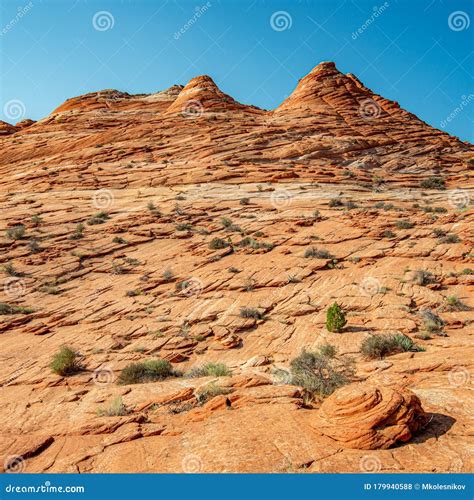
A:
[1, 0, 473, 141]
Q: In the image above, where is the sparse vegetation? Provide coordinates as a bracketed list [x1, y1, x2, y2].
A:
[31, 215, 43, 226]
[240, 306, 264, 320]
[361, 333, 423, 359]
[441, 295, 469, 312]
[187, 363, 231, 378]
[195, 382, 231, 404]
[0, 302, 34, 315]
[304, 247, 333, 259]
[118, 359, 174, 385]
[69, 223, 85, 240]
[383, 230, 396, 238]
[162, 268, 174, 281]
[290, 350, 354, 398]
[439, 233, 460, 244]
[28, 238, 41, 253]
[3, 263, 23, 277]
[50, 346, 80, 376]
[6, 225, 25, 240]
[329, 198, 343, 208]
[87, 211, 110, 225]
[326, 302, 346, 333]
[420, 176, 446, 190]
[319, 343, 338, 359]
[396, 220, 414, 229]
[97, 396, 129, 417]
[420, 309, 445, 335]
[412, 270, 434, 286]
[113, 236, 127, 244]
[209, 237, 229, 250]
[239, 197, 250, 205]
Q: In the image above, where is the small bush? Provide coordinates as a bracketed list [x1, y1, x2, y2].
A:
[460, 268, 473, 275]
[439, 233, 460, 244]
[329, 198, 344, 208]
[240, 307, 263, 320]
[420, 309, 445, 334]
[97, 396, 129, 417]
[187, 363, 231, 378]
[113, 236, 127, 244]
[432, 228, 446, 238]
[209, 237, 229, 250]
[304, 247, 333, 259]
[0, 302, 34, 315]
[6, 225, 25, 240]
[361, 333, 422, 359]
[3, 263, 23, 277]
[118, 359, 174, 385]
[240, 197, 250, 205]
[290, 350, 354, 398]
[319, 343, 338, 359]
[31, 215, 43, 226]
[412, 270, 434, 286]
[195, 382, 231, 404]
[442, 295, 469, 312]
[326, 302, 346, 333]
[50, 346, 80, 376]
[69, 223, 85, 240]
[28, 239, 41, 253]
[420, 176, 446, 190]
[383, 230, 396, 238]
[176, 223, 192, 231]
[87, 211, 110, 226]
[396, 220, 414, 229]
[228, 266, 240, 273]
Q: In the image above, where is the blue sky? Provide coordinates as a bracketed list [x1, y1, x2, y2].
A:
[0, 0, 472, 141]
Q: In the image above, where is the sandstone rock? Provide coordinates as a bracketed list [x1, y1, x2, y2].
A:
[315, 385, 429, 450]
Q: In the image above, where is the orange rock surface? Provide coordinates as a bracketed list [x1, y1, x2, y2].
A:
[0, 62, 472, 473]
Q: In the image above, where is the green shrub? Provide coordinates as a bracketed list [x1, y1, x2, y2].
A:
[290, 350, 354, 398]
[118, 359, 174, 385]
[87, 211, 110, 225]
[0, 302, 34, 315]
[420, 176, 446, 190]
[383, 230, 396, 238]
[412, 270, 434, 286]
[97, 396, 129, 417]
[50, 346, 80, 376]
[442, 295, 469, 312]
[420, 309, 445, 334]
[319, 343, 338, 359]
[195, 382, 231, 404]
[187, 363, 231, 378]
[329, 198, 343, 207]
[209, 237, 229, 250]
[28, 239, 41, 253]
[240, 307, 263, 320]
[69, 223, 85, 240]
[304, 247, 333, 259]
[113, 236, 127, 244]
[6, 225, 25, 240]
[326, 302, 346, 333]
[360, 333, 423, 359]
[439, 233, 460, 244]
[396, 220, 414, 229]
[460, 268, 473, 275]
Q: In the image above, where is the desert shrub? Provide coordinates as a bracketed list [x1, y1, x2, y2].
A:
[113, 236, 127, 244]
[97, 396, 129, 417]
[420, 176, 446, 190]
[319, 343, 338, 359]
[432, 228, 446, 237]
[69, 223, 85, 240]
[460, 268, 473, 275]
[209, 237, 229, 250]
[439, 233, 460, 244]
[50, 346, 80, 376]
[240, 306, 263, 320]
[383, 230, 396, 238]
[396, 220, 414, 229]
[31, 215, 43, 226]
[329, 198, 343, 208]
[195, 382, 231, 404]
[304, 247, 333, 259]
[162, 268, 174, 281]
[344, 201, 358, 210]
[176, 223, 192, 231]
[290, 350, 354, 398]
[3, 263, 23, 277]
[420, 309, 445, 334]
[38, 284, 60, 295]
[361, 333, 422, 359]
[187, 363, 231, 378]
[442, 295, 469, 312]
[28, 239, 41, 253]
[412, 270, 434, 286]
[228, 266, 240, 273]
[118, 359, 174, 385]
[326, 302, 346, 333]
[6, 225, 25, 240]
[240, 197, 250, 205]
[87, 211, 110, 225]
[220, 217, 233, 228]
[0, 302, 34, 315]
